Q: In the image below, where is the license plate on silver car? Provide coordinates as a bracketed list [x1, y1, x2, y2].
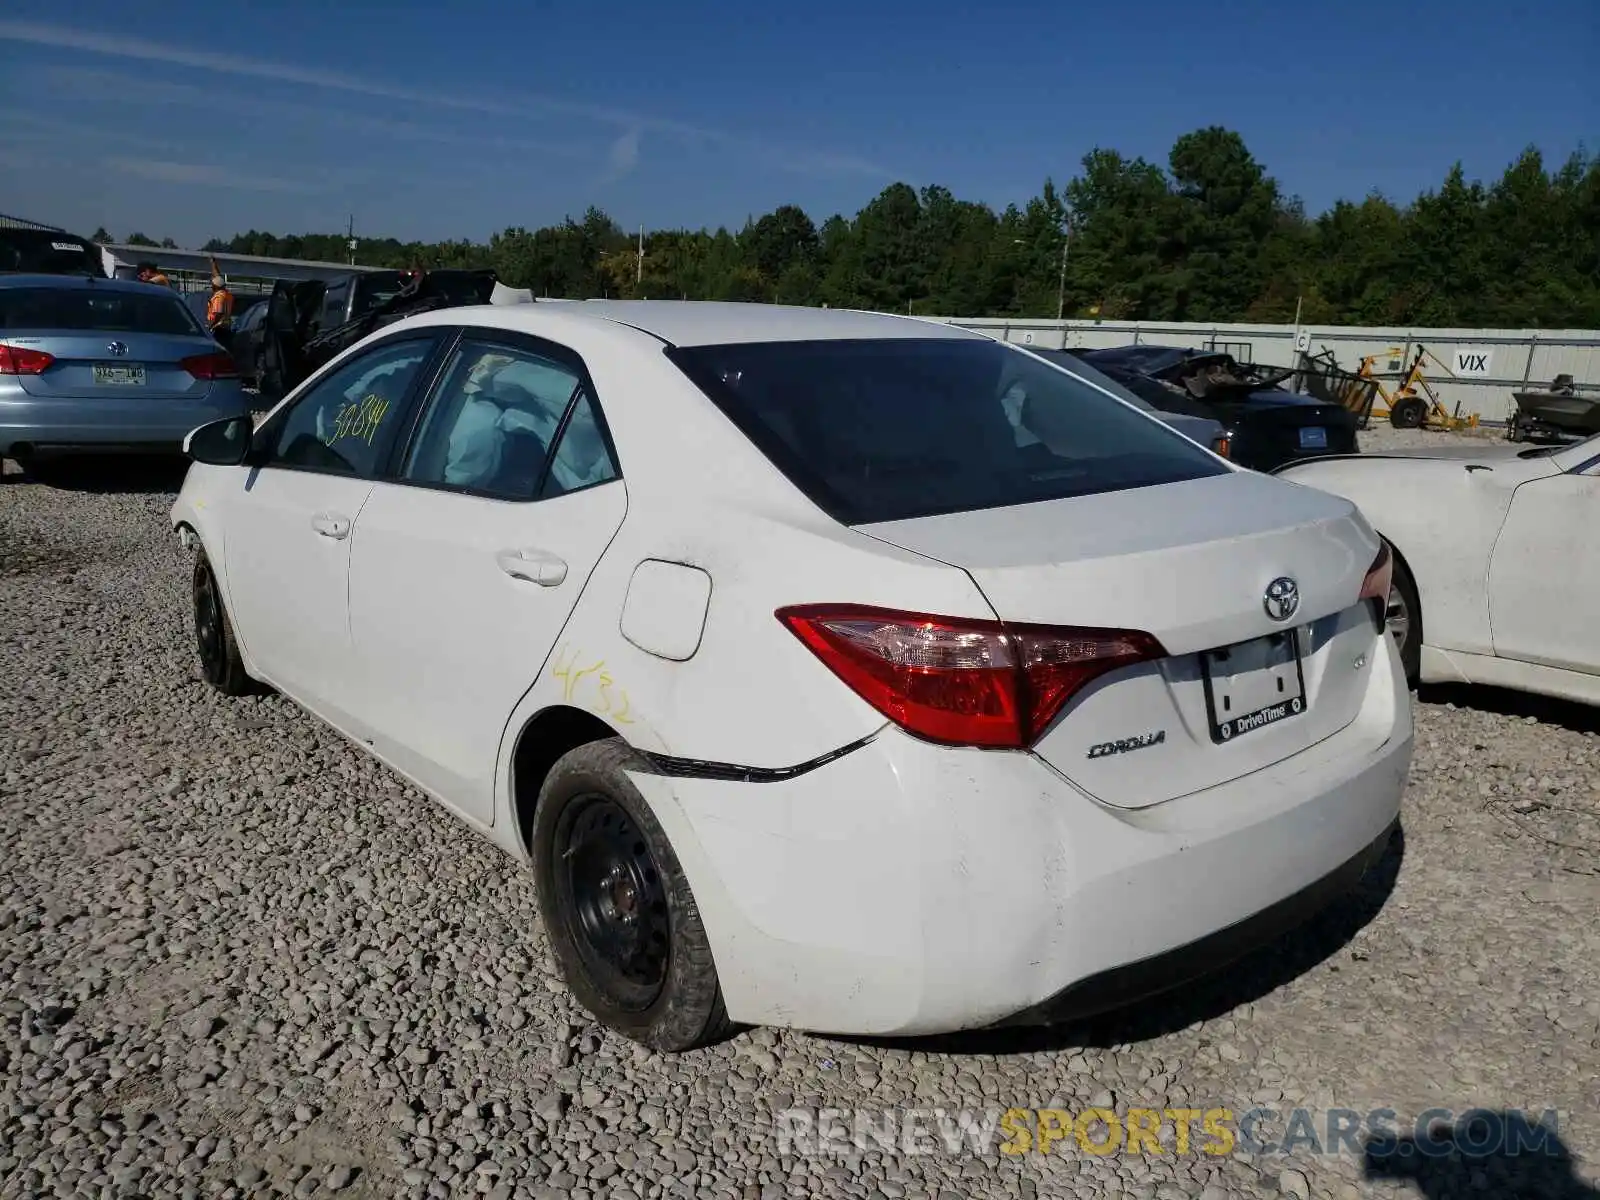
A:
[1298, 426, 1328, 449]
[93, 364, 146, 386]
[1201, 628, 1307, 743]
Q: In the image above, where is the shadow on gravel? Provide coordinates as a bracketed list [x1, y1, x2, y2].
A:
[1417, 682, 1600, 737]
[1364, 1111, 1600, 1199]
[10, 455, 188, 494]
[841, 825, 1406, 1058]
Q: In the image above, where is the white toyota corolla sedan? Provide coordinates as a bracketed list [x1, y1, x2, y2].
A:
[171, 302, 1413, 1051]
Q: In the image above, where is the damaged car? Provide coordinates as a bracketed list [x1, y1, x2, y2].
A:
[1071, 345, 1360, 472]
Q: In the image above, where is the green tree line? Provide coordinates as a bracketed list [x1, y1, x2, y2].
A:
[194, 128, 1597, 328]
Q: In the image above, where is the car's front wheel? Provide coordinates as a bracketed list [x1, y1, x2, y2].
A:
[532, 739, 731, 1052]
[1386, 546, 1421, 686]
[193, 553, 256, 696]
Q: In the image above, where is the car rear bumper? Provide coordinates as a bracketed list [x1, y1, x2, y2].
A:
[0, 386, 250, 456]
[626, 630, 1412, 1037]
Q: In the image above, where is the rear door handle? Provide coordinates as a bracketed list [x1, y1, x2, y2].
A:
[311, 512, 351, 540]
[496, 548, 567, 587]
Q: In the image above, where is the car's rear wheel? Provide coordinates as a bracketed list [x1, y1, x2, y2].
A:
[532, 739, 731, 1052]
[1386, 547, 1421, 686]
[193, 554, 256, 696]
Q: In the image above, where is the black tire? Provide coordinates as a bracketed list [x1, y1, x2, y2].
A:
[193, 554, 256, 696]
[1389, 396, 1427, 429]
[1387, 546, 1422, 687]
[532, 738, 731, 1052]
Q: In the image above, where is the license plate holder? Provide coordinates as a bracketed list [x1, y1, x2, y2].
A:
[1200, 628, 1307, 743]
[93, 364, 146, 386]
[1298, 425, 1328, 450]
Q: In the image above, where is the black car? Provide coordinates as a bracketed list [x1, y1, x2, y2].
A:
[0, 228, 108, 278]
[1070, 345, 1359, 472]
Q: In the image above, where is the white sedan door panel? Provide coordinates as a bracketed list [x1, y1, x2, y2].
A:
[225, 470, 376, 724]
[1487, 470, 1600, 674]
[344, 332, 629, 826]
[346, 481, 627, 824]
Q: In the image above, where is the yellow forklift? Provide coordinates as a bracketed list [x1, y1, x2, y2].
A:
[1356, 344, 1480, 431]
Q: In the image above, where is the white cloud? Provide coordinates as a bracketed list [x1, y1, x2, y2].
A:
[603, 128, 643, 183]
[0, 20, 893, 180]
[105, 157, 328, 194]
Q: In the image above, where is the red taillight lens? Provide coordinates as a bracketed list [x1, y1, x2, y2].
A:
[1212, 434, 1232, 459]
[777, 604, 1165, 749]
[1359, 541, 1394, 630]
[181, 351, 239, 380]
[0, 344, 55, 375]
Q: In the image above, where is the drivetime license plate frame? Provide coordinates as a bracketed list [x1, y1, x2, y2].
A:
[1200, 627, 1308, 743]
[1298, 425, 1328, 450]
[93, 364, 146, 386]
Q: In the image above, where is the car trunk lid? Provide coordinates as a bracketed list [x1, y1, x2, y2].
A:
[857, 469, 1385, 809]
[8, 331, 220, 400]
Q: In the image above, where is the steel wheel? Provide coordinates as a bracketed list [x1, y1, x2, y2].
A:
[554, 792, 672, 1012]
[194, 560, 227, 685]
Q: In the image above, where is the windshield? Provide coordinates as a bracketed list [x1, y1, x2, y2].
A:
[0, 231, 105, 276]
[0, 286, 204, 335]
[669, 337, 1230, 525]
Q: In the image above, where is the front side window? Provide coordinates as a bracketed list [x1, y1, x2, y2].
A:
[402, 339, 616, 501]
[266, 337, 433, 477]
[669, 337, 1230, 525]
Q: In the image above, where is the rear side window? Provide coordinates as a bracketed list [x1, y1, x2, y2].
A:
[668, 338, 1229, 525]
[0, 287, 202, 335]
[0, 231, 103, 276]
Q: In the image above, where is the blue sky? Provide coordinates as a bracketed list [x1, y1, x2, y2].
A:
[0, 0, 1593, 247]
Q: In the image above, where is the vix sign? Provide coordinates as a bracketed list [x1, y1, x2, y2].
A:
[1452, 348, 1494, 377]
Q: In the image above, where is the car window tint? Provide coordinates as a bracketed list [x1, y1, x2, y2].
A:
[541, 390, 619, 498]
[268, 338, 432, 477]
[669, 338, 1229, 525]
[0, 287, 201, 334]
[402, 341, 580, 500]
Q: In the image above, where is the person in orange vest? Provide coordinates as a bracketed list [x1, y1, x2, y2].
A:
[204, 257, 236, 343]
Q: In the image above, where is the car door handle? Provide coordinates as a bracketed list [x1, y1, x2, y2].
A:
[311, 512, 352, 540]
[496, 548, 567, 587]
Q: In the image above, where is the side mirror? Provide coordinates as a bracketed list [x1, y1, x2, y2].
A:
[183, 414, 254, 466]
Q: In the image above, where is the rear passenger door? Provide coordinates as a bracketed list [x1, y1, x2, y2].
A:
[345, 329, 627, 826]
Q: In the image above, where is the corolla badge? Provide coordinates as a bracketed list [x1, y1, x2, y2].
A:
[1263, 576, 1300, 622]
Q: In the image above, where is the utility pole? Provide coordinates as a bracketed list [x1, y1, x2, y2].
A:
[636, 225, 644, 286]
[346, 214, 356, 266]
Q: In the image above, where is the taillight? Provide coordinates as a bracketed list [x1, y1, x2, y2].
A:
[181, 351, 239, 380]
[1212, 434, 1231, 459]
[0, 344, 55, 375]
[777, 604, 1166, 749]
[1359, 542, 1394, 631]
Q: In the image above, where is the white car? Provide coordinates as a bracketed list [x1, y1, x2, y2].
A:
[1276, 435, 1600, 706]
[172, 302, 1413, 1051]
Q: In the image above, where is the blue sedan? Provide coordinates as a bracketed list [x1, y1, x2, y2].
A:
[0, 274, 250, 468]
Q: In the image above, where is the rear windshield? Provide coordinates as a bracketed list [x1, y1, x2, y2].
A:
[669, 338, 1230, 525]
[0, 287, 204, 335]
[0, 231, 105, 276]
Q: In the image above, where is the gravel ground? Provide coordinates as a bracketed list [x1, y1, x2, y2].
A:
[2, 443, 1597, 1200]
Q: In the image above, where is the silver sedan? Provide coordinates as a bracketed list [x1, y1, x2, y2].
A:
[0, 274, 250, 470]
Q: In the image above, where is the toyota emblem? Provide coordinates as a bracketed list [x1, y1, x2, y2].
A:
[107, 341, 128, 357]
[1263, 577, 1300, 622]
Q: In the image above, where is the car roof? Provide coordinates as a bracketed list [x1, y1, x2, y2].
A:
[0, 273, 180, 297]
[1078, 344, 1197, 374]
[412, 301, 987, 347]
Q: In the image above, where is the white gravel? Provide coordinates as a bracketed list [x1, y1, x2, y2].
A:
[2, 450, 1597, 1200]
